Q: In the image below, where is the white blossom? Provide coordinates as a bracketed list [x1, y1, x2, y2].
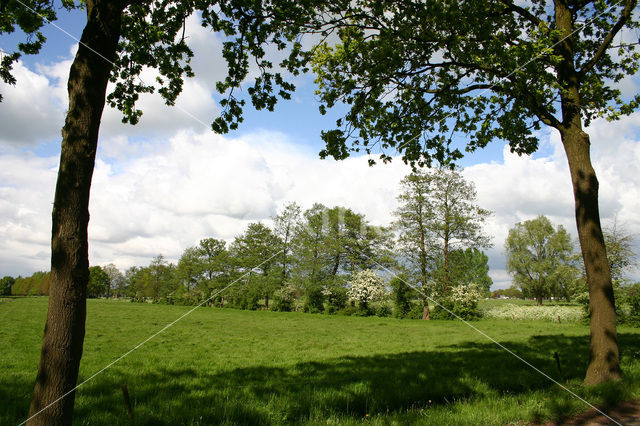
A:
[347, 270, 387, 304]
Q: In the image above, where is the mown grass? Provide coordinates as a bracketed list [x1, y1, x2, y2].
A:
[2, 297, 640, 425]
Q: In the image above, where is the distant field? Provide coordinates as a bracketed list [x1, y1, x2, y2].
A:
[2, 297, 640, 425]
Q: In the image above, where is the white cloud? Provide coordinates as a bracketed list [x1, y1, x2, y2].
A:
[0, 61, 65, 146]
[0, 151, 58, 275]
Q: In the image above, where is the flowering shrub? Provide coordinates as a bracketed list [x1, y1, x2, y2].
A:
[272, 283, 298, 312]
[431, 284, 483, 320]
[482, 303, 583, 322]
[347, 270, 387, 314]
[322, 283, 348, 313]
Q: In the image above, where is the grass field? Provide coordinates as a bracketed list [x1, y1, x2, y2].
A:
[2, 297, 640, 425]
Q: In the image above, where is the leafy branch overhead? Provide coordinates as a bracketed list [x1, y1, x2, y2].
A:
[0, 0, 313, 127]
[307, 0, 640, 166]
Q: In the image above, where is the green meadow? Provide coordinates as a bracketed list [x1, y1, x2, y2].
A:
[2, 297, 640, 425]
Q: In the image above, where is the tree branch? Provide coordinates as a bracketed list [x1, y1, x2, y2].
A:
[499, 0, 543, 26]
[519, 84, 562, 129]
[579, 0, 638, 76]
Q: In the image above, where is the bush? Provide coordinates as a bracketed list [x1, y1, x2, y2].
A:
[391, 276, 413, 318]
[321, 282, 348, 314]
[375, 304, 392, 317]
[303, 285, 325, 313]
[404, 302, 426, 320]
[431, 284, 482, 321]
[336, 305, 359, 316]
[619, 285, 640, 327]
[272, 284, 297, 312]
[347, 270, 387, 315]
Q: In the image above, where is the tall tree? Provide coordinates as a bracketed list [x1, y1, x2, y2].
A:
[505, 216, 574, 306]
[177, 238, 230, 302]
[1, 1, 314, 421]
[87, 266, 109, 298]
[324, 206, 394, 277]
[231, 223, 282, 309]
[393, 169, 491, 319]
[305, 0, 638, 385]
[425, 169, 491, 290]
[292, 203, 331, 289]
[292, 204, 393, 288]
[603, 219, 638, 286]
[273, 202, 303, 286]
[1, 276, 15, 296]
[102, 264, 125, 297]
[445, 248, 493, 296]
[393, 173, 436, 320]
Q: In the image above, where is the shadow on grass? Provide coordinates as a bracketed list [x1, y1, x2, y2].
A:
[7, 333, 640, 425]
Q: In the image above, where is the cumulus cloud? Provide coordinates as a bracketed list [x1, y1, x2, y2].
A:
[0, 61, 65, 146]
[0, 151, 58, 274]
[84, 129, 408, 271]
[0, 18, 225, 150]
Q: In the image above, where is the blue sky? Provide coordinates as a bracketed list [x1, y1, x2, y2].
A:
[1, 7, 639, 289]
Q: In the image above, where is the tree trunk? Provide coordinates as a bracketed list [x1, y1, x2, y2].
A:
[553, 0, 620, 385]
[422, 297, 430, 320]
[443, 235, 450, 292]
[537, 275, 543, 306]
[561, 128, 621, 385]
[28, 2, 124, 425]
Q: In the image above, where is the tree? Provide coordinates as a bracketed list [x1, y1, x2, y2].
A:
[1, 276, 15, 295]
[393, 169, 491, 319]
[11, 272, 51, 296]
[176, 247, 202, 293]
[424, 169, 492, 290]
[176, 238, 230, 303]
[273, 202, 303, 286]
[603, 219, 638, 286]
[390, 275, 414, 318]
[446, 248, 493, 296]
[292, 204, 393, 288]
[505, 216, 574, 306]
[491, 286, 524, 299]
[102, 264, 125, 297]
[145, 255, 176, 301]
[125, 266, 146, 299]
[231, 223, 282, 309]
[305, 0, 638, 385]
[346, 269, 387, 314]
[2, 2, 315, 421]
[87, 266, 109, 298]
[323, 206, 394, 277]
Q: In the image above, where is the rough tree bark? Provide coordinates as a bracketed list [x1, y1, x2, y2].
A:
[27, 2, 127, 424]
[562, 127, 621, 385]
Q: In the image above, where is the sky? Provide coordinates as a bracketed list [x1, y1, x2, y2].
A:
[1, 9, 639, 289]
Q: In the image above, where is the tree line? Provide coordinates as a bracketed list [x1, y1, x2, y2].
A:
[7, 169, 636, 320]
[7, 169, 495, 317]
